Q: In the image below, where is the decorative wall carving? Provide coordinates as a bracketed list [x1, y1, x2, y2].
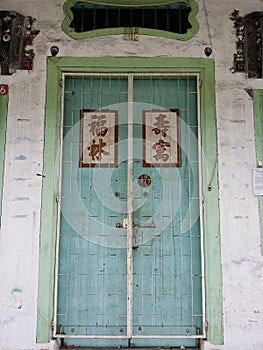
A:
[230, 10, 263, 78]
[0, 11, 39, 75]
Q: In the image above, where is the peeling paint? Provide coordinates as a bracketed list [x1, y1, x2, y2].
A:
[11, 288, 22, 294]
[13, 177, 28, 181]
[17, 118, 30, 122]
[12, 214, 27, 218]
[231, 145, 245, 150]
[13, 197, 30, 201]
[232, 257, 247, 265]
[1, 317, 14, 326]
[229, 119, 246, 123]
[15, 136, 31, 142]
[232, 257, 263, 272]
[15, 155, 27, 160]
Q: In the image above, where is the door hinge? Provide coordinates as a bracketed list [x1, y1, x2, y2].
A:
[56, 194, 60, 203]
[199, 79, 202, 89]
[205, 320, 208, 331]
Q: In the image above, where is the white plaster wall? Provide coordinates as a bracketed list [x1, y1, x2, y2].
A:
[0, 0, 262, 349]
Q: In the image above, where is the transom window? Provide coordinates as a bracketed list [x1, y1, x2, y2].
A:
[70, 2, 191, 34]
[62, 0, 199, 40]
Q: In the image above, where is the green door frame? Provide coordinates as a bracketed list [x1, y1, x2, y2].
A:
[253, 89, 263, 255]
[37, 56, 223, 345]
[0, 93, 8, 225]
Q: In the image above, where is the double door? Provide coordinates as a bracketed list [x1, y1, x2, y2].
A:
[55, 74, 204, 347]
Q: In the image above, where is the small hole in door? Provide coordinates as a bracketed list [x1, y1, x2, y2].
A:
[138, 174, 151, 188]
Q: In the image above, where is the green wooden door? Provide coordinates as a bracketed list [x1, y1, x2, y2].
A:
[56, 74, 203, 348]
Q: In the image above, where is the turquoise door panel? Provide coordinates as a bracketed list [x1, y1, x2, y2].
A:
[57, 75, 202, 348]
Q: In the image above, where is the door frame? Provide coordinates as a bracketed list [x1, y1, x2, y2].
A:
[54, 72, 205, 343]
[37, 57, 223, 345]
[0, 92, 8, 224]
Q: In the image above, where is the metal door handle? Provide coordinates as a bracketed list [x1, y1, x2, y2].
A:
[133, 224, 138, 248]
[116, 222, 156, 229]
[133, 223, 156, 228]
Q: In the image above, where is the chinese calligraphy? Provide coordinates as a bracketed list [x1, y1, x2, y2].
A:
[152, 113, 170, 163]
[143, 109, 180, 167]
[88, 114, 109, 137]
[80, 110, 118, 167]
[88, 138, 109, 161]
[87, 114, 109, 162]
[152, 139, 171, 162]
[152, 113, 170, 137]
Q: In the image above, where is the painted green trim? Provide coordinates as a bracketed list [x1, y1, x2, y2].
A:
[199, 62, 223, 344]
[62, 0, 199, 40]
[36, 60, 62, 342]
[37, 57, 223, 345]
[253, 89, 263, 255]
[0, 94, 8, 225]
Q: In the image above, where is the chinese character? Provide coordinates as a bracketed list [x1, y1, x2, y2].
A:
[152, 113, 170, 137]
[89, 114, 108, 137]
[88, 138, 109, 161]
[152, 139, 170, 162]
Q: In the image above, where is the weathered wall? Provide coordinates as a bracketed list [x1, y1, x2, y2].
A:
[0, 1, 262, 349]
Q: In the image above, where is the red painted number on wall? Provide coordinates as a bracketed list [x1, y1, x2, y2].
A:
[0, 84, 8, 95]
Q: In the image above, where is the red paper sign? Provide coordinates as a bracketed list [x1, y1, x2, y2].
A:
[0, 84, 8, 95]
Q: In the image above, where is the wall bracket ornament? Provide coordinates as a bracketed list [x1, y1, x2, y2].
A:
[0, 11, 39, 75]
[230, 9, 263, 78]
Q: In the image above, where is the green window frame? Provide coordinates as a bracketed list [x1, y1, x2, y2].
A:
[0, 93, 8, 225]
[37, 57, 223, 346]
[253, 89, 263, 255]
[62, 0, 199, 40]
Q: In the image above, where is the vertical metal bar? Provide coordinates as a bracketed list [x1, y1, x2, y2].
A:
[127, 73, 134, 339]
[166, 6, 169, 31]
[179, 8, 182, 33]
[93, 5, 96, 30]
[105, 7, 108, 27]
[118, 7, 121, 27]
[81, 5, 85, 32]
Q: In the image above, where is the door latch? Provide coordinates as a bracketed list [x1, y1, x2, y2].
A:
[115, 218, 130, 228]
[115, 219, 156, 249]
[132, 224, 138, 248]
[132, 222, 156, 248]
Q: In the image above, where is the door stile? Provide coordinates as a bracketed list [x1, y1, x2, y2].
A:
[197, 74, 206, 338]
[127, 73, 134, 339]
[53, 73, 66, 337]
